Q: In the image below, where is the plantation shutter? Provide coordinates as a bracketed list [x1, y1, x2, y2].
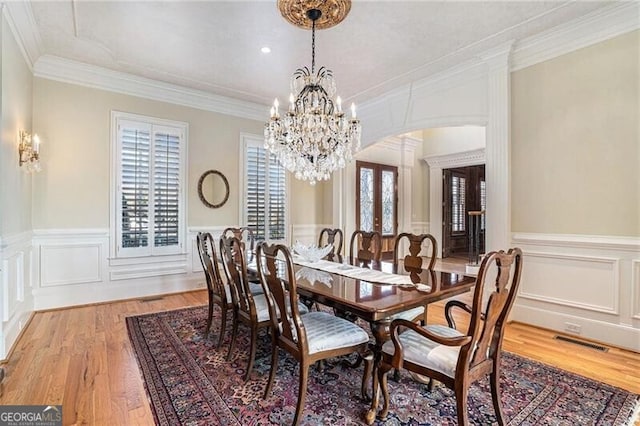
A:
[268, 152, 286, 240]
[246, 145, 267, 240]
[115, 114, 186, 257]
[120, 123, 151, 251]
[452, 175, 466, 232]
[153, 128, 181, 249]
[244, 141, 287, 243]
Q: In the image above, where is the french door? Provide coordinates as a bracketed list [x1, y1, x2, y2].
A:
[356, 161, 398, 259]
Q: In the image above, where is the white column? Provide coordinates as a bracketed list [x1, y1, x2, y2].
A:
[482, 42, 513, 253]
[398, 136, 420, 235]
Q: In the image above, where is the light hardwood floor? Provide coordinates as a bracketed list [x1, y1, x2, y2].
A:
[0, 289, 638, 425]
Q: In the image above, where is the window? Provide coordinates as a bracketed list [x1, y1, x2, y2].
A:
[480, 179, 486, 230]
[241, 134, 287, 243]
[451, 175, 466, 233]
[112, 112, 187, 257]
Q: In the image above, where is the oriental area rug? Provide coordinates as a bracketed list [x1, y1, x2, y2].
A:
[126, 305, 639, 425]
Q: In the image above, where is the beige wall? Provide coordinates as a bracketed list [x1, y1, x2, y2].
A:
[422, 126, 485, 157]
[512, 30, 639, 236]
[1, 15, 33, 236]
[289, 178, 328, 227]
[32, 78, 323, 230]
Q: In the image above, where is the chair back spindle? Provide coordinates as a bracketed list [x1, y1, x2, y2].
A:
[392, 233, 437, 273]
[220, 235, 255, 318]
[318, 228, 344, 257]
[257, 243, 307, 352]
[349, 230, 382, 266]
[466, 248, 523, 368]
[222, 227, 256, 262]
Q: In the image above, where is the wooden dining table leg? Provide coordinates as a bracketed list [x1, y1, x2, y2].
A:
[364, 319, 391, 425]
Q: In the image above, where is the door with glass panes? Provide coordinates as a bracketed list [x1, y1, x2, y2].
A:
[442, 165, 485, 258]
[356, 161, 398, 259]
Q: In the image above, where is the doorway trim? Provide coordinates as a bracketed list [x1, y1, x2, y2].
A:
[423, 148, 485, 257]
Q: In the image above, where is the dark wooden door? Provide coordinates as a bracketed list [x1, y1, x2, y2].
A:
[442, 165, 485, 258]
[356, 161, 398, 259]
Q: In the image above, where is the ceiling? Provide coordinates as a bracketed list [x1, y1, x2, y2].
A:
[27, 1, 614, 107]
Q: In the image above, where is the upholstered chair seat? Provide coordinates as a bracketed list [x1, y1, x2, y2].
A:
[301, 311, 370, 354]
[381, 324, 463, 378]
[387, 306, 426, 323]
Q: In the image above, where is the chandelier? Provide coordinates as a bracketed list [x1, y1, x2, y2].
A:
[264, 0, 361, 185]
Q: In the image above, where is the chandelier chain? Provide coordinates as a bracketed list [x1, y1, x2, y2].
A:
[311, 17, 316, 74]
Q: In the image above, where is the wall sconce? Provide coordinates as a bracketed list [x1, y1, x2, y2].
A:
[18, 130, 41, 172]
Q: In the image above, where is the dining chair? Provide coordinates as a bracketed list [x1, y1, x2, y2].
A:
[219, 235, 272, 381]
[220, 235, 308, 382]
[318, 227, 344, 258]
[195, 232, 232, 347]
[389, 233, 438, 324]
[349, 230, 382, 266]
[373, 248, 523, 426]
[222, 226, 263, 291]
[257, 242, 373, 426]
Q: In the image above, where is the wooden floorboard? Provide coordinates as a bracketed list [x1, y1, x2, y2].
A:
[0, 289, 638, 425]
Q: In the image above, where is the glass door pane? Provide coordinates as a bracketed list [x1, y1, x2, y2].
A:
[381, 170, 395, 236]
[359, 167, 374, 232]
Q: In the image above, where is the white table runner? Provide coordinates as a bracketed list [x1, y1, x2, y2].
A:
[292, 256, 417, 286]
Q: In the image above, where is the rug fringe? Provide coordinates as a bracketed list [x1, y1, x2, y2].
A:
[626, 397, 640, 426]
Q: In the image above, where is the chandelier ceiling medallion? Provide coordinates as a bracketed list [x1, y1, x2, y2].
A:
[264, 0, 361, 185]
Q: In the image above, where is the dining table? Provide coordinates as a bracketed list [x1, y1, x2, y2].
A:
[249, 251, 477, 423]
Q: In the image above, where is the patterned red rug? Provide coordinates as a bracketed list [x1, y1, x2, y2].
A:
[126, 305, 639, 425]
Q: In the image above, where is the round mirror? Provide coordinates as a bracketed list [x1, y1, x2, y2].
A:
[198, 170, 229, 209]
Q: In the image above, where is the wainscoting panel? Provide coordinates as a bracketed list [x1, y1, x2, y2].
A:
[633, 260, 640, 320]
[0, 231, 34, 360]
[32, 229, 203, 310]
[41, 243, 103, 287]
[519, 252, 619, 315]
[1, 259, 9, 323]
[511, 233, 640, 352]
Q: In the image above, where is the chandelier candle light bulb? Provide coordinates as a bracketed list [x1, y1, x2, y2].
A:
[265, 0, 361, 185]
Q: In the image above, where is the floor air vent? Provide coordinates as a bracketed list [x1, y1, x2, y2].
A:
[140, 296, 165, 303]
[553, 335, 609, 352]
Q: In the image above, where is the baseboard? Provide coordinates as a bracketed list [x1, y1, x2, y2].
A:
[511, 304, 640, 352]
[0, 310, 34, 362]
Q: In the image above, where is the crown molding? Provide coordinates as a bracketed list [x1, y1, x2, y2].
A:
[511, 1, 640, 71]
[2, 1, 44, 70]
[422, 148, 485, 169]
[33, 55, 269, 121]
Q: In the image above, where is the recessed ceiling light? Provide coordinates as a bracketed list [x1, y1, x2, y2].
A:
[261, 46, 271, 54]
